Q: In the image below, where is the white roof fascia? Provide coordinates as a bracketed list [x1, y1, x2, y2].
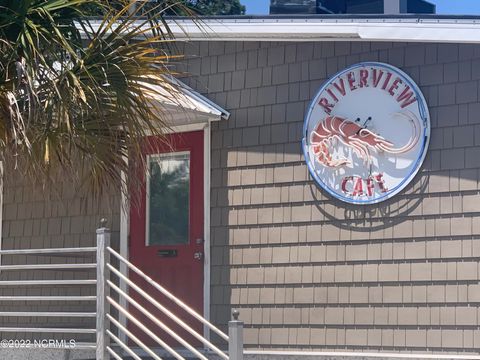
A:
[167, 76, 230, 120]
[161, 103, 221, 125]
[143, 76, 229, 126]
[358, 21, 480, 43]
[84, 18, 480, 44]
[168, 18, 480, 43]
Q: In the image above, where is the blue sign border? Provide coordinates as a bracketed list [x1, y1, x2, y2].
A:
[302, 62, 431, 205]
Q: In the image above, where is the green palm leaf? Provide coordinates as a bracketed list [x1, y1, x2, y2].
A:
[0, 0, 197, 198]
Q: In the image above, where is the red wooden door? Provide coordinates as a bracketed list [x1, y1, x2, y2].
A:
[129, 131, 204, 345]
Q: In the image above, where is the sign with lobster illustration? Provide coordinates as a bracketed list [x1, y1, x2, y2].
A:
[302, 62, 430, 205]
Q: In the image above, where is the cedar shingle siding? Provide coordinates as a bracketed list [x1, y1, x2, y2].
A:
[1, 169, 120, 343]
[1, 40, 479, 355]
[179, 41, 480, 353]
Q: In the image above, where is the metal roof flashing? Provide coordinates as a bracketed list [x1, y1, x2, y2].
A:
[83, 15, 480, 43]
[163, 16, 480, 44]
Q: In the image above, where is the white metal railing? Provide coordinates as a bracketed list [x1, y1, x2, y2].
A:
[96, 223, 244, 360]
[0, 243, 97, 348]
[0, 221, 244, 358]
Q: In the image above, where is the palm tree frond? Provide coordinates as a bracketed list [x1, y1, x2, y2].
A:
[0, 0, 198, 199]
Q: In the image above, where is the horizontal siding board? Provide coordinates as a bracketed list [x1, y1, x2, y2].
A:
[189, 40, 480, 352]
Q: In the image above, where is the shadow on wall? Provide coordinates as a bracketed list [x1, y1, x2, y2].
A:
[209, 123, 233, 346]
[309, 171, 429, 232]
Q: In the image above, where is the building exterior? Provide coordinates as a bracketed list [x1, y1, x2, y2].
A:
[1, 14, 480, 360]
[270, 0, 436, 15]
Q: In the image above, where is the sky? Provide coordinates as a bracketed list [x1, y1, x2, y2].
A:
[242, 0, 480, 15]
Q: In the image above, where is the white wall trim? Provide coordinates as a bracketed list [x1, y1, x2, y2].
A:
[169, 18, 480, 44]
[243, 350, 480, 359]
[0, 162, 3, 270]
[119, 166, 129, 344]
[87, 18, 480, 44]
[202, 121, 211, 341]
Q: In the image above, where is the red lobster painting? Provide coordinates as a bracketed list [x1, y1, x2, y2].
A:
[310, 111, 420, 168]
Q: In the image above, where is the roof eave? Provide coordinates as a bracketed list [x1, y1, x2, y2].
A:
[164, 19, 480, 44]
[82, 16, 480, 44]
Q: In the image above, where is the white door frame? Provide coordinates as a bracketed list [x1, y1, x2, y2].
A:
[202, 121, 212, 341]
[118, 121, 212, 339]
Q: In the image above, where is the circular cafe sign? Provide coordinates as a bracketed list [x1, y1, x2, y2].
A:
[302, 62, 430, 205]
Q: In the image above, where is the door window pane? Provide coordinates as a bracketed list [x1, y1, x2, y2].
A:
[147, 152, 190, 246]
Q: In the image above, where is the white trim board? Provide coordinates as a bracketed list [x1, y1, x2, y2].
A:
[203, 121, 211, 342]
[243, 350, 480, 360]
[119, 166, 129, 345]
[86, 17, 480, 44]
[167, 19, 480, 43]
[0, 162, 3, 270]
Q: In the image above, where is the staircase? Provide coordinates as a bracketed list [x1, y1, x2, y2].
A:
[111, 349, 227, 360]
[98, 223, 243, 360]
[0, 222, 243, 360]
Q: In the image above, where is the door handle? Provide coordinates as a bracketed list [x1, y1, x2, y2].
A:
[194, 252, 203, 261]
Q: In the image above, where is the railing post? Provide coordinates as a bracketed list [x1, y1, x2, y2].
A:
[228, 309, 244, 360]
[96, 219, 110, 360]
